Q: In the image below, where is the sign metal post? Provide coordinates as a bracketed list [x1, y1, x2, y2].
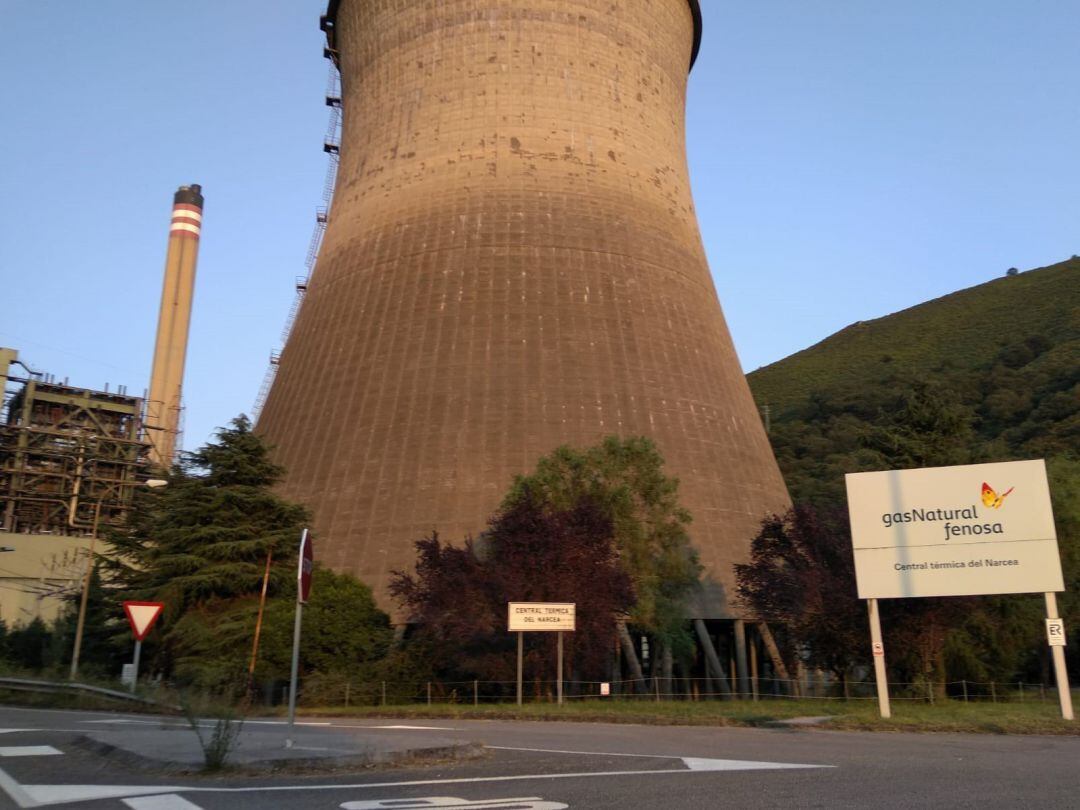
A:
[130, 640, 143, 693]
[516, 631, 523, 707]
[557, 631, 564, 706]
[867, 598, 891, 719]
[1044, 592, 1073, 720]
[286, 528, 313, 747]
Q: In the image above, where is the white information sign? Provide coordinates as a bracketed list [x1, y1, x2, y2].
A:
[507, 602, 576, 632]
[1047, 618, 1066, 647]
[846, 459, 1063, 599]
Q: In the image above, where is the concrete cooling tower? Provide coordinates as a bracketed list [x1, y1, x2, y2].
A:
[256, 0, 791, 619]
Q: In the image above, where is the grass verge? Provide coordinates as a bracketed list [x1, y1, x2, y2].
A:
[299, 697, 1080, 735]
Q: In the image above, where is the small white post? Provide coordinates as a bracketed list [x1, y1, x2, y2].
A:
[867, 598, 891, 719]
[1045, 592, 1073, 720]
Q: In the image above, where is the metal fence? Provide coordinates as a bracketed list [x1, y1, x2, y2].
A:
[287, 675, 1071, 708]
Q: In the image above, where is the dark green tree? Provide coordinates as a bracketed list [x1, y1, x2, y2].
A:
[501, 436, 701, 656]
[105, 416, 310, 688]
[391, 489, 634, 685]
[168, 567, 392, 693]
[5, 618, 52, 671]
[51, 568, 126, 677]
[735, 506, 866, 687]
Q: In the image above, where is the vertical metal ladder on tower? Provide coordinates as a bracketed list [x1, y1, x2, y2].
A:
[251, 63, 342, 424]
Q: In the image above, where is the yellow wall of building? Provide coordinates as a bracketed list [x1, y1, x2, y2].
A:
[0, 531, 93, 626]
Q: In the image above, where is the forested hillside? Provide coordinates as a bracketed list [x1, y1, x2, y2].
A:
[745, 257, 1079, 683]
[748, 258, 1078, 506]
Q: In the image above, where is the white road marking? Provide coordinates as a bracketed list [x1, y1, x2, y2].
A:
[0, 747, 61, 758]
[243, 720, 333, 726]
[0, 766, 829, 807]
[488, 745, 672, 760]
[0, 768, 36, 808]
[185, 765, 831, 793]
[22, 783, 187, 806]
[681, 757, 827, 771]
[0, 747, 832, 808]
[488, 745, 831, 771]
[83, 719, 159, 725]
[342, 798, 567, 809]
[123, 794, 205, 809]
[370, 725, 456, 730]
[0, 730, 39, 735]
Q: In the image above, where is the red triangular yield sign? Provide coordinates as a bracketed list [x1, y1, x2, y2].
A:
[123, 601, 165, 641]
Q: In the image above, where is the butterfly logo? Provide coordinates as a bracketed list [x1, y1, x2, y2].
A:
[981, 482, 1014, 509]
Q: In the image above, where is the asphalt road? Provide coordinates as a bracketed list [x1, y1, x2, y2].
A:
[0, 705, 1077, 808]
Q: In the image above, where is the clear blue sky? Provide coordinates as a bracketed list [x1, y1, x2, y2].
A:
[2, 1, 1077, 454]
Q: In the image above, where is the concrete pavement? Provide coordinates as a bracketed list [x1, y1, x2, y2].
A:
[0, 707, 483, 773]
[1, 704, 1079, 808]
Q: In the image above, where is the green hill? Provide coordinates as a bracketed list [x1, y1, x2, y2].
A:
[743, 257, 1080, 686]
[749, 258, 1079, 418]
[742, 257, 1080, 685]
[746, 257, 1078, 507]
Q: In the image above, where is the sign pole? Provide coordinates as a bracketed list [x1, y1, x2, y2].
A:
[286, 598, 303, 743]
[1044, 592, 1073, 720]
[557, 631, 564, 706]
[516, 631, 523, 706]
[867, 598, 891, 719]
[286, 528, 313, 748]
[130, 639, 142, 694]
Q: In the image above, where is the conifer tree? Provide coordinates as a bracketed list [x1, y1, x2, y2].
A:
[105, 416, 309, 686]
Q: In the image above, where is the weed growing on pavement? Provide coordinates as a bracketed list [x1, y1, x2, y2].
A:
[180, 693, 245, 772]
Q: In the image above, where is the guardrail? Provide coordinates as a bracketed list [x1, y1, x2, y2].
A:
[0, 676, 179, 711]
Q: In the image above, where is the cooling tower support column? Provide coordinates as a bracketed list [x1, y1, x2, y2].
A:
[146, 184, 203, 469]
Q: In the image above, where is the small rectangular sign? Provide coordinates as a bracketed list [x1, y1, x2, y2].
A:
[846, 460, 1063, 599]
[1047, 618, 1066, 647]
[507, 602, 576, 632]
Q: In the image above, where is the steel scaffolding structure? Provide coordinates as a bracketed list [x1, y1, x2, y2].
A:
[1, 365, 150, 536]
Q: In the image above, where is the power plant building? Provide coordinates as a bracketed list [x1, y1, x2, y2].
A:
[0, 348, 150, 622]
[0, 184, 196, 623]
[257, 0, 791, 619]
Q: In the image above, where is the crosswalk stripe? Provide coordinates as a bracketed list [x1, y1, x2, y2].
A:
[123, 795, 205, 809]
[0, 767, 36, 809]
[0, 747, 61, 757]
[23, 783, 187, 805]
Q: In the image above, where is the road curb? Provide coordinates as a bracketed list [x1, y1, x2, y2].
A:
[70, 734, 486, 775]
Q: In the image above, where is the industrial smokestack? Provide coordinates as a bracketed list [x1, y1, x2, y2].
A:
[257, 1, 789, 618]
[146, 184, 203, 469]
